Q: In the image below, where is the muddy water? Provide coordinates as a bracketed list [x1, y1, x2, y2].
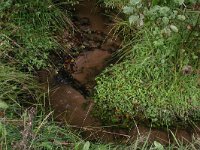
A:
[75, 0, 108, 32]
[50, 85, 96, 126]
[72, 49, 111, 88]
[48, 0, 121, 142]
[41, 0, 200, 144]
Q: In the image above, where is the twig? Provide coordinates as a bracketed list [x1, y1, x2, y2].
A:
[68, 125, 131, 139]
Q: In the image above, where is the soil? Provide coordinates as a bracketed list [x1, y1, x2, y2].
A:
[38, 0, 200, 145]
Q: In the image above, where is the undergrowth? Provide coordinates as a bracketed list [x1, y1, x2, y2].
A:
[98, 0, 129, 9]
[1, 0, 200, 149]
[94, 0, 200, 127]
[0, 0, 78, 70]
[1, 104, 83, 149]
[0, 0, 90, 149]
[0, 63, 38, 109]
[94, 37, 200, 127]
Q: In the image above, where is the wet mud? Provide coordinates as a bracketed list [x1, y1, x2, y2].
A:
[38, 0, 200, 145]
[75, 0, 108, 32]
[50, 85, 96, 126]
[71, 49, 111, 88]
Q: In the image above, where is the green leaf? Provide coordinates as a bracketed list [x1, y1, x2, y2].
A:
[0, 101, 8, 109]
[177, 15, 186, 21]
[83, 141, 90, 150]
[154, 141, 164, 150]
[129, 15, 139, 25]
[152, 0, 159, 6]
[174, 0, 185, 5]
[123, 6, 133, 14]
[39, 142, 52, 149]
[130, 0, 141, 5]
[160, 6, 170, 15]
[162, 17, 169, 25]
[170, 25, 179, 32]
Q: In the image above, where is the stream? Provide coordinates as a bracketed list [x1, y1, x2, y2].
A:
[38, 0, 200, 145]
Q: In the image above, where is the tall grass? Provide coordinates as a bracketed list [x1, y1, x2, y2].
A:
[0, 0, 86, 149]
[0, 0, 77, 70]
[0, 63, 38, 106]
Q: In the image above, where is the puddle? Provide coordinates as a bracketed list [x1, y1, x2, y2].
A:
[38, 0, 200, 144]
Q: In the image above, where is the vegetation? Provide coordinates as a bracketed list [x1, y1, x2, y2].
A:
[0, 0, 200, 149]
[0, 0, 78, 70]
[0, 0, 85, 149]
[99, 0, 129, 9]
[94, 0, 200, 127]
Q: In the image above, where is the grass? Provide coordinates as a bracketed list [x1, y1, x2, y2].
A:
[0, 105, 83, 149]
[1, 0, 200, 149]
[0, 63, 39, 108]
[0, 62, 198, 149]
[94, 31, 200, 127]
[0, 0, 77, 70]
[0, 0, 88, 149]
[94, 0, 200, 127]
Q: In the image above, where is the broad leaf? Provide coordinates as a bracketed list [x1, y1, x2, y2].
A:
[130, 0, 141, 5]
[170, 25, 179, 32]
[154, 141, 164, 150]
[123, 6, 133, 14]
[0, 101, 8, 109]
[129, 15, 139, 25]
[83, 141, 90, 150]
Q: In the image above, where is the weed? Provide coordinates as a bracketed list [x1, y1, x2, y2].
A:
[1, 0, 200, 149]
[0, 0, 78, 70]
[0, 63, 38, 107]
[99, 0, 129, 9]
[94, 0, 200, 127]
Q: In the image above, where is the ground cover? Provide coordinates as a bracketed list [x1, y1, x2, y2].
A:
[94, 0, 200, 127]
[1, 0, 200, 149]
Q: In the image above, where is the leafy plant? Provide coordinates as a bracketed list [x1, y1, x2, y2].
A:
[94, 31, 200, 127]
[99, 0, 129, 9]
[94, 0, 200, 127]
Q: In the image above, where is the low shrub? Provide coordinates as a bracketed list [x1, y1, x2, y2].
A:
[94, 0, 200, 127]
[94, 53, 200, 127]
